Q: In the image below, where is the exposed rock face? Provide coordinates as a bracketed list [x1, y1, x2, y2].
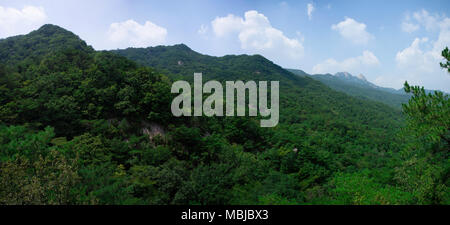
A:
[357, 73, 367, 81]
[141, 122, 165, 140]
[335, 72, 351, 78]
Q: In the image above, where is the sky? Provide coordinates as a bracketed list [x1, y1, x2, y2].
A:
[0, 0, 449, 92]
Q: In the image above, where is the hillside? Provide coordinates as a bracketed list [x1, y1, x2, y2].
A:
[0, 24, 94, 67]
[112, 46, 403, 128]
[2, 24, 447, 205]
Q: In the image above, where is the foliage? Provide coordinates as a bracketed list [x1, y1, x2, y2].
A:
[440, 47, 450, 73]
[0, 25, 448, 205]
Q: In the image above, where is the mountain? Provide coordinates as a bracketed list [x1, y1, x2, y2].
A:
[2, 24, 429, 205]
[288, 69, 411, 109]
[0, 24, 171, 137]
[112, 46, 403, 128]
[0, 24, 93, 68]
[334, 72, 375, 87]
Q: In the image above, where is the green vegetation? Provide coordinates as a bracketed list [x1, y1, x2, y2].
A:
[0, 25, 448, 205]
[441, 47, 450, 73]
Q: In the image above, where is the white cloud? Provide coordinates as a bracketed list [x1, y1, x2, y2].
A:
[307, 3, 315, 20]
[402, 22, 420, 33]
[312, 50, 380, 74]
[107, 19, 167, 49]
[211, 10, 304, 67]
[401, 10, 442, 33]
[394, 11, 450, 92]
[0, 5, 47, 38]
[331, 17, 373, 44]
[396, 16, 450, 69]
[395, 37, 434, 72]
[413, 9, 440, 31]
[211, 14, 244, 37]
[434, 18, 450, 54]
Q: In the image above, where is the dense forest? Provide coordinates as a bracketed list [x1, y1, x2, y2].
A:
[0, 24, 448, 205]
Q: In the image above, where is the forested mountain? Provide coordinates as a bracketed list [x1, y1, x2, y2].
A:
[0, 24, 93, 67]
[288, 69, 411, 108]
[112, 45, 402, 127]
[0, 24, 448, 205]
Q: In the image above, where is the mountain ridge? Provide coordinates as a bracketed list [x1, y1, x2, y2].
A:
[288, 69, 411, 108]
[112, 42, 403, 130]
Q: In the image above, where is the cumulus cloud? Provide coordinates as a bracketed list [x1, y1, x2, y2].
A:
[211, 10, 304, 67]
[413, 9, 440, 31]
[395, 37, 435, 72]
[0, 5, 47, 38]
[107, 19, 167, 49]
[402, 21, 420, 33]
[394, 11, 450, 92]
[331, 17, 373, 44]
[397, 17, 450, 67]
[312, 50, 380, 74]
[401, 10, 442, 33]
[211, 14, 244, 37]
[307, 3, 315, 20]
[434, 18, 450, 54]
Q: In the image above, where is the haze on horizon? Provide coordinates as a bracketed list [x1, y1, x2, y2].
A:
[0, 0, 449, 92]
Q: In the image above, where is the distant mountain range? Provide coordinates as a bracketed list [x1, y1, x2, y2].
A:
[287, 69, 409, 108]
[287, 69, 445, 109]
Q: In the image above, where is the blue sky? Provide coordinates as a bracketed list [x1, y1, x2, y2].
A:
[1, 0, 449, 91]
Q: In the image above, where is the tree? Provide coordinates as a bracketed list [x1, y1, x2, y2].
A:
[0, 150, 82, 205]
[440, 47, 450, 73]
[396, 48, 450, 204]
